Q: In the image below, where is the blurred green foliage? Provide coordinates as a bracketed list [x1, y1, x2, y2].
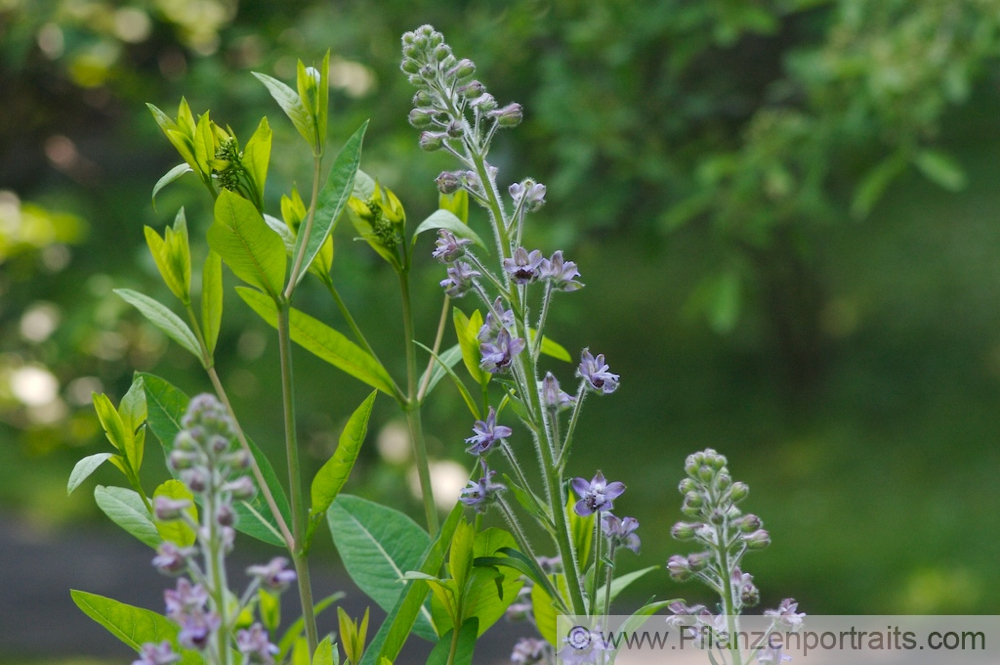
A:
[1, 0, 1000, 627]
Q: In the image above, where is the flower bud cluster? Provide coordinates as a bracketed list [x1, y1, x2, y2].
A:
[142, 395, 287, 665]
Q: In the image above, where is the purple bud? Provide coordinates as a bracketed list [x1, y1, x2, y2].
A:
[448, 58, 476, 79]
[181, 468, 207, 493]
[470, 92, 496, 112]
[458, 80, 485, 100]
[743, 529, 771, 550]
[445, 119, 463, 138]
[247, 557, 297, 592]
[666, 555, 692, 581]
[133, 641, 181, 665]
[216, 504, 235, 527]
[237, 623, 280, 664]
[541, 372, 576, 411]
[687, 552, 710, 571]
[154, 496, 191, 522]
[151, 542, 193, 575]
[224, 476, 256, 500]
[736, 514, 762, 533]
[489, 102, 523, 127]
[408, 108, 435, 128]
[419, 131, 447, 152]
[435, 171, 461, 194]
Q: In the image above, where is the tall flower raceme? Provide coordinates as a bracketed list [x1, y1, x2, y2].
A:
[666, 449, 805, 665]
[139, 394, 292, 665]
[402, 22, 644, 655]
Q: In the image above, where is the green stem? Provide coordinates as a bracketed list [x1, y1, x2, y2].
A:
[602, 544, 616, 619]
[285, 155, 324, 299]
[716, 520, 743, 665]
[399, 268, 439, 535]
[590, 512, 603, 617]
[277, 303, 318, 654]
[418, 295, 451, 403]
[321, 275, 383, 362]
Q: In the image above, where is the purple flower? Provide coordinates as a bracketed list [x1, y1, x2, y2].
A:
[246, 557, 297, 592]
[479, 328, 525, 373]
[539, 250, 583, 291]
[541, 372, 576, 410]
[511, 637, 547, 664]
[431, 229, 472, 263]
[458, 465, 505, 513]
[465, 407, 512, 455]
[602, 514, 641, 553]
[732, 568, 759, 606]
[164, 578, 207, 619]
[558, 626, 610, 665]
[502, 247, 544, 284]
[764, 598, 805, 630]
[152, 542, 193, 576]
[571, 471, 625, 516]
[133, 641, 180, 665]
[509, 179, 546, 211]
[757, 646, 793, 664]
[577, 349, 619, 394]
[477, 297, 514, 342]
[237, 623, 280, 664]
[177, 610, 220, 651]
[440, 261, 480, 297]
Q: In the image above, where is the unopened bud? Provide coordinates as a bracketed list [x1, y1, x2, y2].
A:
[671, 522, 700, 541]
[729, 482, 749, 502]
[678, 478, 698, 494]
[687, 552, 710, 572]
[490, 103, 523, 127]
[742, 584, 760, 606]
[448, 58, 475, 79]
[743, 529, 770, 550]
[435, 171, 461, 195]
[413, 90, 435, 108]
[216, 504, 235, 527]
[408, 108, 435, 128]
[666, 555, 691, 581]
[181, 468, 207, 493]
[698, 464, 714, 483]
[154, 496, 191, 522]
[401, 58, 421, 74]
[458, 80, 485, 100]
[433, 44, 451, 62]
[737, 514, 762, 533]
[224, 476, 256, 500]
[716, 473, 732, 491]
[169, 449, 197, 471]
[445, 120, 463, 138]
[419, 131, 447, 151]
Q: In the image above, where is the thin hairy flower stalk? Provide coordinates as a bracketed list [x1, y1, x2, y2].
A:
[284, 155, 324, 300]
[186, 304, 295, 551]
[602, 543, 617, 618]
[500, 441, 535, 511]
[590, 515, 604, 618]
[532, 284, 554, 362]
[276, 304, 319, 654]
[497, 498, 569, 613]
[464, 252, 509, 294]
[418, 295, 451, 402]
[556, 379, 590, 471]
[399, 268, 440, 535]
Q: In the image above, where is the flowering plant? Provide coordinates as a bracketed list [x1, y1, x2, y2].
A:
[68, 25, 799, 665]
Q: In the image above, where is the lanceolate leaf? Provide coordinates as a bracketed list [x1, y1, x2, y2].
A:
[327, 495, 436, 640]
[93, 392, 128, 453]
[292, 121, 368, 288]
[202, 250, 223, 356]
[454, 308, 489, 387]
[414, 341, 480, 420]
[70, 590, 199, 664]
[151, 163, 192, 209]
[237, 287, 398, 397]
[242, 117, 272, 211]
[208, 189, 286, 300]
[94, 486, 161, 548]
[67, 453, 113, 495]
[528, 328, 572, 362]
[592, 566, 658, 610]
[114, 289, 201, 361]
[139, 372, 291, 547]
[418, 343, 462, 402]
[253, 72, 315, 148]
[307, 391, 377, 544]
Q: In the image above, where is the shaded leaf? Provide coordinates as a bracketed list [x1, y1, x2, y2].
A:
[202, 250, 223, 356]
[114, 289, 201, 361]
[253, 72, 315, 148]
[242, 117, 272, 210]
[94, 486, 161, 548]
[208, 190, 286, 300]
[67, 453, 113, 495]
[418, 344, 462, 403]
[412, 209, 485, 249]
[151, 163, 193, 209]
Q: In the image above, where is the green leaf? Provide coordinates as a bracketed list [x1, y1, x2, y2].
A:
[308, 391, 377, 543]
[593, 566, 658, 610]
[448, 519, 476, 593]
[569, 497, 595, 572]
[193, 112, 214, 176]
[531, 574, 569, 645]
[425, 618, 478, 665]
[253, 71, 316, 148]
[259, 588, 280, 634]
[364, 503, 464, 665]
[291, 637, 310, 665]
[67, 453, 113, 495]
[453, 308, 489, 387]
[292, 121, 368, 288]
[439, 189, 469, 225]
[528, 328, 572, 362]
[93, 392, 127, 452]
[202, 250, 223, 356]
[276, 592, 344, 662]
[114, 289, 201, 361]
[353, 169, 376, 199]
[242, 117, 272, 210]
[317, 50, 330, 149]
[151, 163, 192, 209]
[152, 479, 197, 547]
[914, 148, 967, 192]
[209, 190, 286, 300]
[313, 635, 335, 665]
[327, 495, 436, 640]
[264, 212, 297, 254]
[851, 151, 907, 219]
[412, 209, 486, 249]
[466, 529, 522, 636]
[418, 344, 462, 403]
[140, 373, 291, 547]
[501, 474, 551, 530]
[237, 288, 398, 397]
[70, 590, 197, 663]
[414, 341, 480, 420]
[120, 375, 147, 472]
[94, 486, 161, 548]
